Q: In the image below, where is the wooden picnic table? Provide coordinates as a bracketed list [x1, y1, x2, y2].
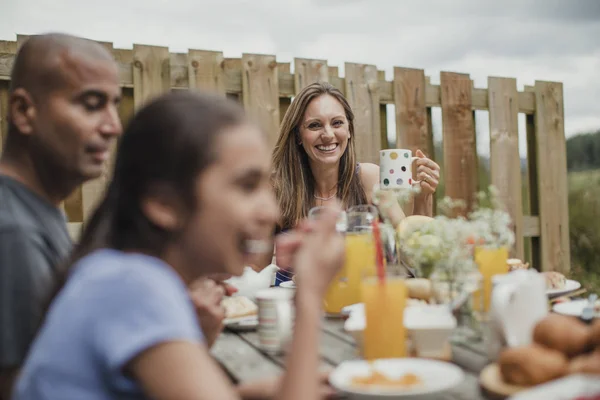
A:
[211, 317, 494, 399]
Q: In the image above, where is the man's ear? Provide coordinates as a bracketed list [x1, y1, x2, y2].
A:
[9, 88, 37, 136]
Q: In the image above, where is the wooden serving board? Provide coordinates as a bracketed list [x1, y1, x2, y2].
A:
[479, 363, 530, 399]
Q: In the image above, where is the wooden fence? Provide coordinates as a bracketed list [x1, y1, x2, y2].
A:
[0, 35, 570, 273]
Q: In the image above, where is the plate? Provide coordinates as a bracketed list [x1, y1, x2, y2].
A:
[329, 358, 464, 398]
[223, 315, 258, 330]
[479, 363, 529, 398]
[546, 279, 581, 297]
[552, 299, 599, 318]
[280, 281, 296, 289]
[510, 374, 600, 399]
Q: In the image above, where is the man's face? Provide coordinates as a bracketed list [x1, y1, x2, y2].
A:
[31, 51, 122, 181]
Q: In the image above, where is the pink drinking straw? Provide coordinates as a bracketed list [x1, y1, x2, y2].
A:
[371, 220, 386, 284]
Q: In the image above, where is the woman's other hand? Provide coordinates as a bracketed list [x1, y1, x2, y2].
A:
[414, 149, 440, 196]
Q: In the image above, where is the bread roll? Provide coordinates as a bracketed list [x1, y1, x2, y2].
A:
[533, 314, 592, 357]
[405, 278, 432, 300]
[568, 350, 600, 375]
[499, 344, 568, 386]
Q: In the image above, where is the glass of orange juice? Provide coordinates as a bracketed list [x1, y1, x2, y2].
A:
[472, 246, 509, 312]
[362, 273, 408, 360]
[312, 205, 378, 316]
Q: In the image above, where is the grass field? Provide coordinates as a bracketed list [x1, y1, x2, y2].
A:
[567, 169, 600, 294]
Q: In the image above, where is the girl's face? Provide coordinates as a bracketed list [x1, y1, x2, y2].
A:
[180, 122, 279, 278]
[299, 94, 350, 167]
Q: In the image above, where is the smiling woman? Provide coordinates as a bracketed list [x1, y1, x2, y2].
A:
[269, 82, 439, 283]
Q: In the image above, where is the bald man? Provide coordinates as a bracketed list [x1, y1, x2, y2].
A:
[0, 33, 122, 398]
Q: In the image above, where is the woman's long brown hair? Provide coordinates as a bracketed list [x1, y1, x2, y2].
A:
[272, 82, 367, 231]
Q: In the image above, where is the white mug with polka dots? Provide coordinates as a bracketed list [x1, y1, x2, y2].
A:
[379, 149, 421, 190]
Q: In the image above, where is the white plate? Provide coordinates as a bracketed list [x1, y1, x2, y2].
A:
[280, 281, 296, 289]
[510, 374, 600, 399]
[546, 279, 581, 297]
[552, 299, 599, 318]
[329, 358, 464, 398]
[223, 315, 258, 330]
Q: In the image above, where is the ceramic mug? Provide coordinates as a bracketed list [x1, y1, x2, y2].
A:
[256, 288, 294, 354]
[379, 149, 421, 190]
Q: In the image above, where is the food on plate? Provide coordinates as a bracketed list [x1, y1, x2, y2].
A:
[568, 350, 600, 375]
[542, 271, 567, 290]
[498, 344, 568, 386]
[507, 258, 529, 272]
[405, 278, 432, 301]
[351, 370, 423, 388]
[221, 296, 258, 319]
[533, 314, 592, 358]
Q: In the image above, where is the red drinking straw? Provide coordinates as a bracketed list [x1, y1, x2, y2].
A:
[371, 219, 386, 283]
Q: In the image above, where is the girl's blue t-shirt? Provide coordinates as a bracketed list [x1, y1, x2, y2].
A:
[13, 249, 203, 400]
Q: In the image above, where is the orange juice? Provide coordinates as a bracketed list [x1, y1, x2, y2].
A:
[362, 277, 407, 360]
[473, 247, 509, 312]
[323, 266, 349, 315]
[323, 232, 376, 314]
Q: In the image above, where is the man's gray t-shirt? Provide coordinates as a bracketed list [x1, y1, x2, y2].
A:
[0, 175, 72, 367]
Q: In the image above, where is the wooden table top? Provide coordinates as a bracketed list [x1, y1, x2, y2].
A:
[211, 317, 494, 399]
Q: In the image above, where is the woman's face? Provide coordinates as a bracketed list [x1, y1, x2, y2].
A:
[182, 122, 279, 278]
[299, 94, 350, 167]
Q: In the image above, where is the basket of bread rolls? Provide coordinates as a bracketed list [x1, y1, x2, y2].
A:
[480, 313, 600, 398]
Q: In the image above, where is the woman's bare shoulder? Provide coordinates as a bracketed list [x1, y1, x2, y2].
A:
[358, 163, 380, 199]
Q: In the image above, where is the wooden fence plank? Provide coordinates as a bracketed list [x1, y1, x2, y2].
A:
[488, 77, 524, 259]
[328, 66, 339, 78]
[394, 67, 433, 158]
[440, 72, 478, 214]
[188, 50, 225, 95]
[0, 41, 17, 53]
[378, 71, 388, 149]
[525, 85, 541, 269]
[0, 42, 16, 156]
[132, 44, 171, 109]
[294, 58, 328, 92]
[0, 81, 8, 155]
[241, 54, 280, 147]
[170, 52, 188, 88]
[345, 63, 381, 164]
[278, 63, 290, 74]
[533, 81, 570, 273]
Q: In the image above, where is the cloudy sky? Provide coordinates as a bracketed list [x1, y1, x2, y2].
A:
[2, 0, 599, 156]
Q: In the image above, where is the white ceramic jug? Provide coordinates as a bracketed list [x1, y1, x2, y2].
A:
[487, 269, 548, 359]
